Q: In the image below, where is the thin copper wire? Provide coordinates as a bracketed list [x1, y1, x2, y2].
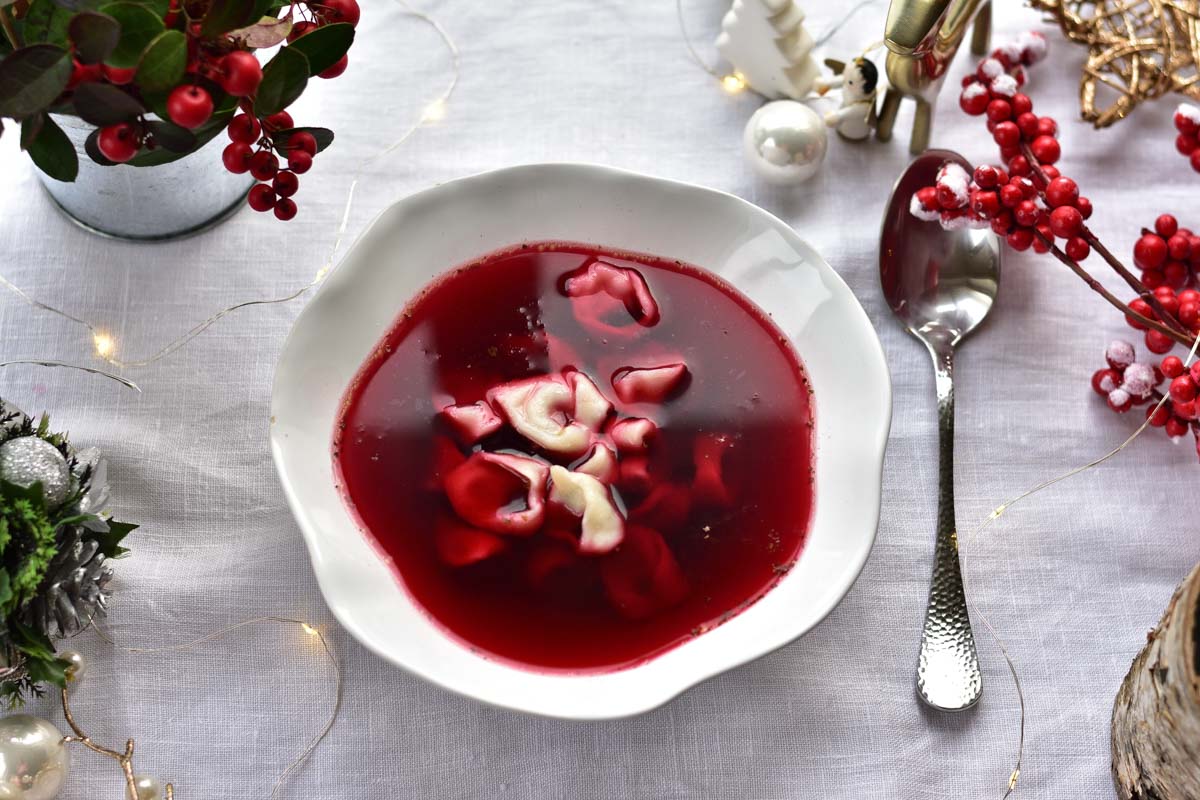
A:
[88, 616, 341, 800]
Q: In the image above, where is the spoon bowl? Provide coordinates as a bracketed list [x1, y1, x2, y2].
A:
[881, 150, 1000, 347]
[879, 149, 1001, 712]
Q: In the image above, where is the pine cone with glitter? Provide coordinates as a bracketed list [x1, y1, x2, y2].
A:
[24, 533, 115, 639]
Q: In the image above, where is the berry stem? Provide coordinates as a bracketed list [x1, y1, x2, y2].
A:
[1018, 141, 1194, 340]
[1081, 226, 1193, 337]
[0, 7, 21, 50]
[1035, 230, 1196, 347]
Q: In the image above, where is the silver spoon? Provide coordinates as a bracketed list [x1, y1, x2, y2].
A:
[879, 149, 1001, 712]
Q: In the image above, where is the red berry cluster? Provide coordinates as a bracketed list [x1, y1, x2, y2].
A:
[219, 0, 361, 220]
[1173, 103, 1200, 172]
[1130, 213, 1200, 290]
[223, 111, 317, 221]
[89, 0, 360, 222]
[1091, 340, 1200, 449]
[1125, 285, 1200, 352]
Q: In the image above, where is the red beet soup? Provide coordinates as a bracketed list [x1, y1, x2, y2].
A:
[334, 243, 815, 671]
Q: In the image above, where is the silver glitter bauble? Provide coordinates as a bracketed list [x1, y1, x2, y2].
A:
[743, 100, 828, 185]
[0, 715, 69, 800]
[0, 437, 70, 508]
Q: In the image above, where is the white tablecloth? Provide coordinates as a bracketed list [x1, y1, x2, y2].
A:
[1, 2, 1197, 798]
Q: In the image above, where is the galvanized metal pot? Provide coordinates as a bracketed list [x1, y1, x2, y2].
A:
[36, 115, 253, 241]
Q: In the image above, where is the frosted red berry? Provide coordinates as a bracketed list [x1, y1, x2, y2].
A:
[1092, 368, 1121, 396]
[166, 85, 213, 129]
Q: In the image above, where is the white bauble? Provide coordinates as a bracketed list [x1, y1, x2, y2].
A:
[743, 101, 828, 185]
[0, 716, 69, 800]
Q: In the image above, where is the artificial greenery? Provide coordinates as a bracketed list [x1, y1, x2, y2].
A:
[0, 405, 135, 705]
[0, 0, 347, 180]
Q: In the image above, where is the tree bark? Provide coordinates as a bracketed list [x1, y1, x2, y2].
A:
[1112, 563, 1200, 800]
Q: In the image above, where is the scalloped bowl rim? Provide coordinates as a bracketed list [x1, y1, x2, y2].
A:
[270, 163, 891, 719]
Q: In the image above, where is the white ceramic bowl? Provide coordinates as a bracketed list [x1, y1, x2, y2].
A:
[271, 164, 891, 719]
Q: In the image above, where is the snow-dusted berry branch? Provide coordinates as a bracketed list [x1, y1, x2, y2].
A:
[909, 33, 1200, 458]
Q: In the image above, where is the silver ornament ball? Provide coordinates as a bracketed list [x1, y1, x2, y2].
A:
[743, 100, 828, 185]
[0, 437, 70, 508]
[0, 715, 69, 800]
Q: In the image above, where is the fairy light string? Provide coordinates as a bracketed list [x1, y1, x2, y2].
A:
[0, 0, 459, 371]
[82, 616, 342, 799]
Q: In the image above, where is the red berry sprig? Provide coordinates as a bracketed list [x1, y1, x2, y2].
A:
[1130, 213, 1200, 290]
[911, 32, 1200, 460]
[217, 0, 361, 220]
[1091, 340, 1200, 455]
[1173, 103, 1200, 172]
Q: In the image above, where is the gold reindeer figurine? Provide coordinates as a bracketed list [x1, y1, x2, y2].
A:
[876, 0, 992, 153]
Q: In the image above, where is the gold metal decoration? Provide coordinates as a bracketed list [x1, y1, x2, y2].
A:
[1029, 0, 1200, 127]
[61, 685, 175, 800]
[877, 0, 994, 153]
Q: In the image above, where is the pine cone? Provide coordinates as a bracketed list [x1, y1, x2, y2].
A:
[25, 534, 114, 638]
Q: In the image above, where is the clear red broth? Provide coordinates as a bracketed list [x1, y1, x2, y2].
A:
[334, 243, 814, 671]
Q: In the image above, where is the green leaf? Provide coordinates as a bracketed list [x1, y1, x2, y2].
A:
[99, 2, 163, 69]
[70, 80, 143, 125]
[134, 28, 184, 92]
[18, 111, 43, 149]
[89, 519, 136, 558]
[126, 102, 233, 166]
[21, 2, 74, 48]
[200, 0, 257, 37]
[275, 125, 333, 153]
[0, 44, 71, 119]
[285, 22, 353, 77]
[83, 126, 116, 165]
[26, 113, 77, 180]
[68, 10, 120, 64]
[254, 45, 306, 116]
[144, 118, 192, 151]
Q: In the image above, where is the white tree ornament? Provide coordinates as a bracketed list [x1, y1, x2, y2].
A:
[715, 0, 820, 100]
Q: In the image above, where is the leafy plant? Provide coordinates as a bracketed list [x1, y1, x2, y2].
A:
[0, 406, 136, 705]
[0, 0, 357, 220]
